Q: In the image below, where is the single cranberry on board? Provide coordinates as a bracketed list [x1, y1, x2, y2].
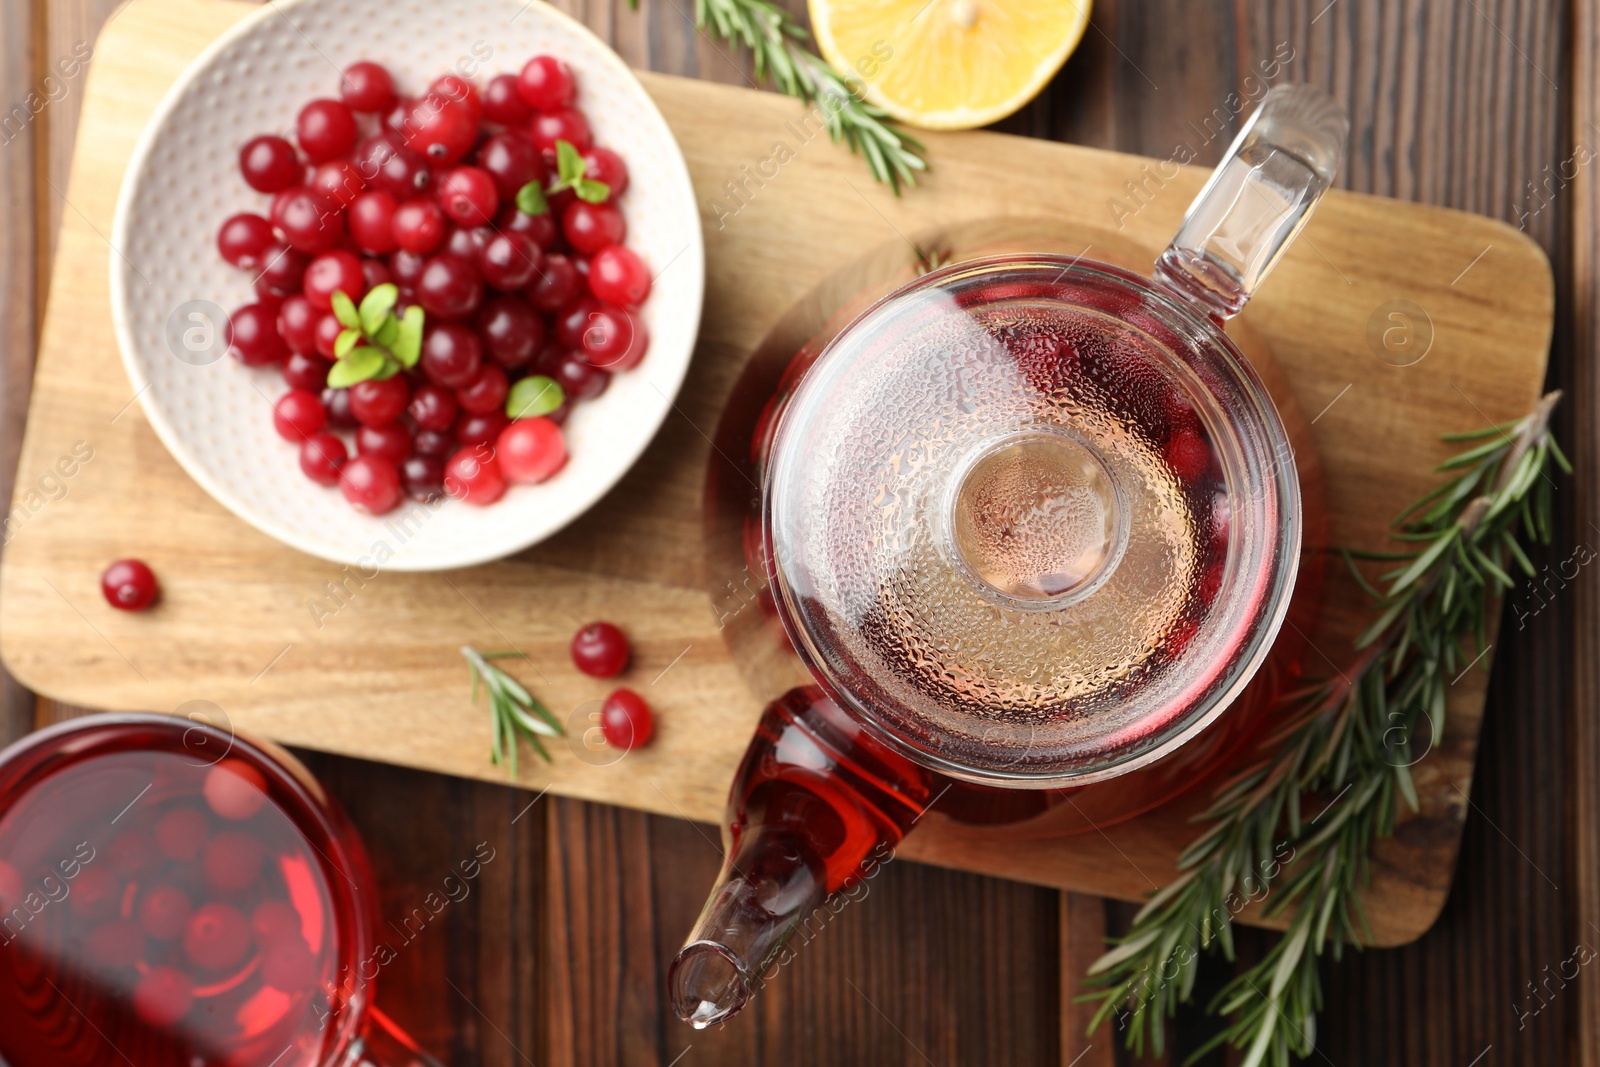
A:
[101, 558, 159, 611]
[600, 688, 654, 749]
[570, 621, 629, 678]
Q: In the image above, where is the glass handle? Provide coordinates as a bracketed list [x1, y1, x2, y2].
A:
[1154, 84, 1347, 322]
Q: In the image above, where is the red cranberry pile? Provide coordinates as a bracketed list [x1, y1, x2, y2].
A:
[217, 56, 651, 516]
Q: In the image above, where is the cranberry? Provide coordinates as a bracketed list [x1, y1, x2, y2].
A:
[68, 866, 118, 919]
[99, 556, 159, 611]
[421, 322, 483, 387]
[477, 132, 542, 198]
[349, 376, 410, 426]
[436, 166, 499, 227]
[271, 186, 344, 254]
[283, 352, 331, 392]
[239, 135, 300, 193]
[277, 296, 318, 355]
[1165, 428, 1212, 482]
[155, 807, 208, 860]
[310, 159, 366, 209]
[341, 61, 396, 113]
[321, 388, 356, 431]
[587, 245, 650, 306]
[255, 242, 309, 295]
[313, 313, 344, 360]
[477, 295, 543, 367]
[530, 108, 592, 161]
[87, 918, 147, 968]
[581, 305, 647, 370]
[455, 410, 508, 447]
[355, 133, 433, 198]
[348, 190, 400, 254]
[414, 429, 455, 458]
[184, 902, 251, 970]
[203, 832, 263, 893]
[582, 146, 629, 198]
[357, 422, 414, 464]
[570, 621, 629, 677]
[403, 93, 477, 165]
[457, 364, 508, 415]
[228, 303, 288, 365]
[204, 760, 267, 820]
[518, 55, 576, 110]
[476, 232, 541, 290]
[554, 298, 599, 350]
[444, 225, 489, 259]
[134, 968, 194, 1027]
[408, 383, 459, 431]
[497, 416, 567, 484]
[389, 248, 429, 290]
[555, 351, 609, 401]
[302, 250, 366, 311]
[362, 257, 393, 293]
[217, 213, 275, 268]
[482, 73, 533, 125]
[401, 455, 445, 502]
[273, 389, 327, 442]
[382, 95, 414, 133]
[430, 74, 481, 121]
[393, 198, 447, 255]
[444, 445, 506, 505]
[417, 253, 483, 319]
[563, 200, 625, 255]
[497, 202, 558, 250]
[297, 98, 357, 162]
[138, 884, 193, 940]
[299, 432, 347, 486]
[600, 688, 654, 749]
[340, 455, 402, 513]
[252, 902, 302, 945]
[527, 253, 581, 312]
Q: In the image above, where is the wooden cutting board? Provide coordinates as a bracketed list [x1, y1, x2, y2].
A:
[0, 0, 1552, 947]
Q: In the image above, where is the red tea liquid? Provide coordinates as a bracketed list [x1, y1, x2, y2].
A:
[0, 720, 367, 1067]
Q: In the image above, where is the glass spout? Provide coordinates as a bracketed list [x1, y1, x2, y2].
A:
[669, 688, 933, 1027]
[1154, 84, 1347, 322]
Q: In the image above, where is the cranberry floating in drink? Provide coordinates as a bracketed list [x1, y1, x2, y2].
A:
[0, 714, 440, 1067]
[672, 86, 1348, 1026]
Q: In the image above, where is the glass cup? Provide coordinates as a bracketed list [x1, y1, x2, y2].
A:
[0, 713, 441, 1067]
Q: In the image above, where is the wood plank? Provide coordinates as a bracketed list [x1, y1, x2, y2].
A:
[544, 796, 1063, 1066]
[292, 748, 548, 1067]
[1567, 0, 1600, 1063]
[0, 0, 1554, 952]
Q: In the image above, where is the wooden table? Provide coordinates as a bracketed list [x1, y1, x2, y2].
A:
[1, 1, 1594, 1065]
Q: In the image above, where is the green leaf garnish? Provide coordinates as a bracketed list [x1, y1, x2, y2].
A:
[373, 315, 400, 349]
[506, 375, 564, 419]
[516, 180, 549, 216]
[393, 306, 424, 368]
[327, 346, 385, 387]
[359, 283, 398, 335]
[334, 327, 361, 359]
[330, 290, 361, 330]
[548, 140, 610, 204]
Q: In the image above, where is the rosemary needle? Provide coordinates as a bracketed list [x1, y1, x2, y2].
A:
[462, 646, 565, 779]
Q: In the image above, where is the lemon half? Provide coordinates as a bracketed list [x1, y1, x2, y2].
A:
[810, 0, 1092, 131]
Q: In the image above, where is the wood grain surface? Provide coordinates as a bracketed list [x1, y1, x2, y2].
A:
[0, 0, 1588, 1065]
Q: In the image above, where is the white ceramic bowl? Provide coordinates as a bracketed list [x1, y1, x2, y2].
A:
[111, 0, 703, 570]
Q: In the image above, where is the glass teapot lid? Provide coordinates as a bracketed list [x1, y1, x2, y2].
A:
[764, 256, 1302, 787]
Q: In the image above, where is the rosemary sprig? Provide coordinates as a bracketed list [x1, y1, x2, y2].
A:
[629, 0, 927, 192]
[461, 646, 565, 778]
[1083, 392, 1568, 1066]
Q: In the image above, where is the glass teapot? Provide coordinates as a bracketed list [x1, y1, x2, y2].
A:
[671, 85, 1348, 1027]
